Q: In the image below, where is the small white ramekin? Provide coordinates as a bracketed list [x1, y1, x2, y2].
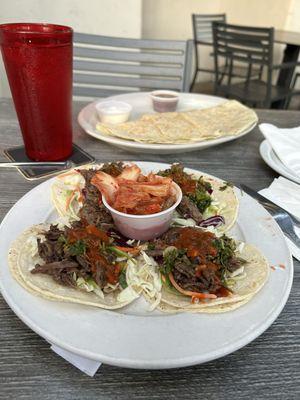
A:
[102, 182, 182, 240]
[95, 100, 132, 124]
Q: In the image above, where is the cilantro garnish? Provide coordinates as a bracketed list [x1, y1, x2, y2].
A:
[68, 240, 86, 256]
[160, 248, 187, 275]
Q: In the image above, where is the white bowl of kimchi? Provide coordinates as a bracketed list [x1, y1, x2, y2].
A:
[102, 182, 182, 240]
[90, 163, 182, 240]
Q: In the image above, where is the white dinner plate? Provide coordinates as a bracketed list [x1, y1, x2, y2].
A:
[260, 140, 300, 185]
[78, 92, 257, 154]
[0, 162, 293, 369]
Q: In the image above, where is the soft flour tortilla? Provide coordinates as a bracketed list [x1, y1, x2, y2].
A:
[99, 120, 164, 143]
[96, 100, 258, 144]
[144, 112, 199, 143]
[8, 224, 137, 309]
[181, 100, 258, 141]
[51, 165, 90, 222]
[197, 174, 239, 233]
[154, 296, 253, 314]
[158, 242, 269, 312]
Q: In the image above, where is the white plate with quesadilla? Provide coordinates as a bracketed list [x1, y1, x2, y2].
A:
[78, 93, 258, 154]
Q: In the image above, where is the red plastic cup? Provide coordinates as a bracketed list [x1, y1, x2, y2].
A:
[0, 23, 73, 161]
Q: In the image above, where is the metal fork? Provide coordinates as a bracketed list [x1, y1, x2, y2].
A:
[261, 200, 300, 247]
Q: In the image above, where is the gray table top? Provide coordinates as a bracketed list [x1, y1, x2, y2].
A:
[0, 98, 299, 399]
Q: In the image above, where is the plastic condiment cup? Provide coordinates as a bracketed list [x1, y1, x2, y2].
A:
[95, 100, 132, 124]
[102, 182, 182, 240]
[150, 90, 179, 113]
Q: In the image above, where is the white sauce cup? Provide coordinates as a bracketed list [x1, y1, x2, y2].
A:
[95, 100, 132, 124]
[102, 182, 182, 240]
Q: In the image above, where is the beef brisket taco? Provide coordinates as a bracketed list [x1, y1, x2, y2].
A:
[144, 227, 269, 312]
[158, 163, 238, 232]
[8, 220, 153, 309]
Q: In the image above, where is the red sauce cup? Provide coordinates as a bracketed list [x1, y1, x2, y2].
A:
[150, 90, 179, 113]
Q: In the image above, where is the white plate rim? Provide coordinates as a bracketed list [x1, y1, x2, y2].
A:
[77, 92, 257, 151]
[259, 139, 300, 184]
[0, 162, 293, 369]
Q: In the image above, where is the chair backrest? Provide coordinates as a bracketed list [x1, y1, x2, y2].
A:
[192, 14, 226, 45]
[212, 22, 274, 68]
[73, 33, 194, 99]
[212, 22, 274, 104]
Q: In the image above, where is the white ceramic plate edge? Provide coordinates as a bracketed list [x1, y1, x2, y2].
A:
[259, 140, 300, 184]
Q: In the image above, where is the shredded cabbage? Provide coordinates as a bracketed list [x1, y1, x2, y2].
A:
[171, 217, 196, 227]
[229, 266, 246, 279]
[26, 235, 45, 270]
[172, 198, 226, 229]
[103, 282, 119, 293]
[76, 276, 105, 299]
[117, 252, 162, 310]
[237, 242, 245, 254]
[56, 216, 72, 229]
[223, 242, 247, 288]
[52, 172, 85, 221]
[26, 234, 46, 256]
[225, 266, 247, 288]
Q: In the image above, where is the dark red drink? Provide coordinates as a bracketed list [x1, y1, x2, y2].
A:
[0, 23, 73, 161]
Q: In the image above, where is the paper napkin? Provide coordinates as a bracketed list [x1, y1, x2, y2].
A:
[259, 123, 300, 177]
[260, 176, 300, 260]
[51, 344, 102, 376]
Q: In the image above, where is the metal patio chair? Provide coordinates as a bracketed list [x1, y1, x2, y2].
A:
[212, 22, 300, 108]
[73, 33, 194, 99]
[190, 14, 260, 91]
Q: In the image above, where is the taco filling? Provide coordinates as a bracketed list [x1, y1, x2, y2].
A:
[146, 227, 246, 303]
[77, 162, 126, 228]
[31, 221, 140, 297]
[158, 163, 232, 229]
